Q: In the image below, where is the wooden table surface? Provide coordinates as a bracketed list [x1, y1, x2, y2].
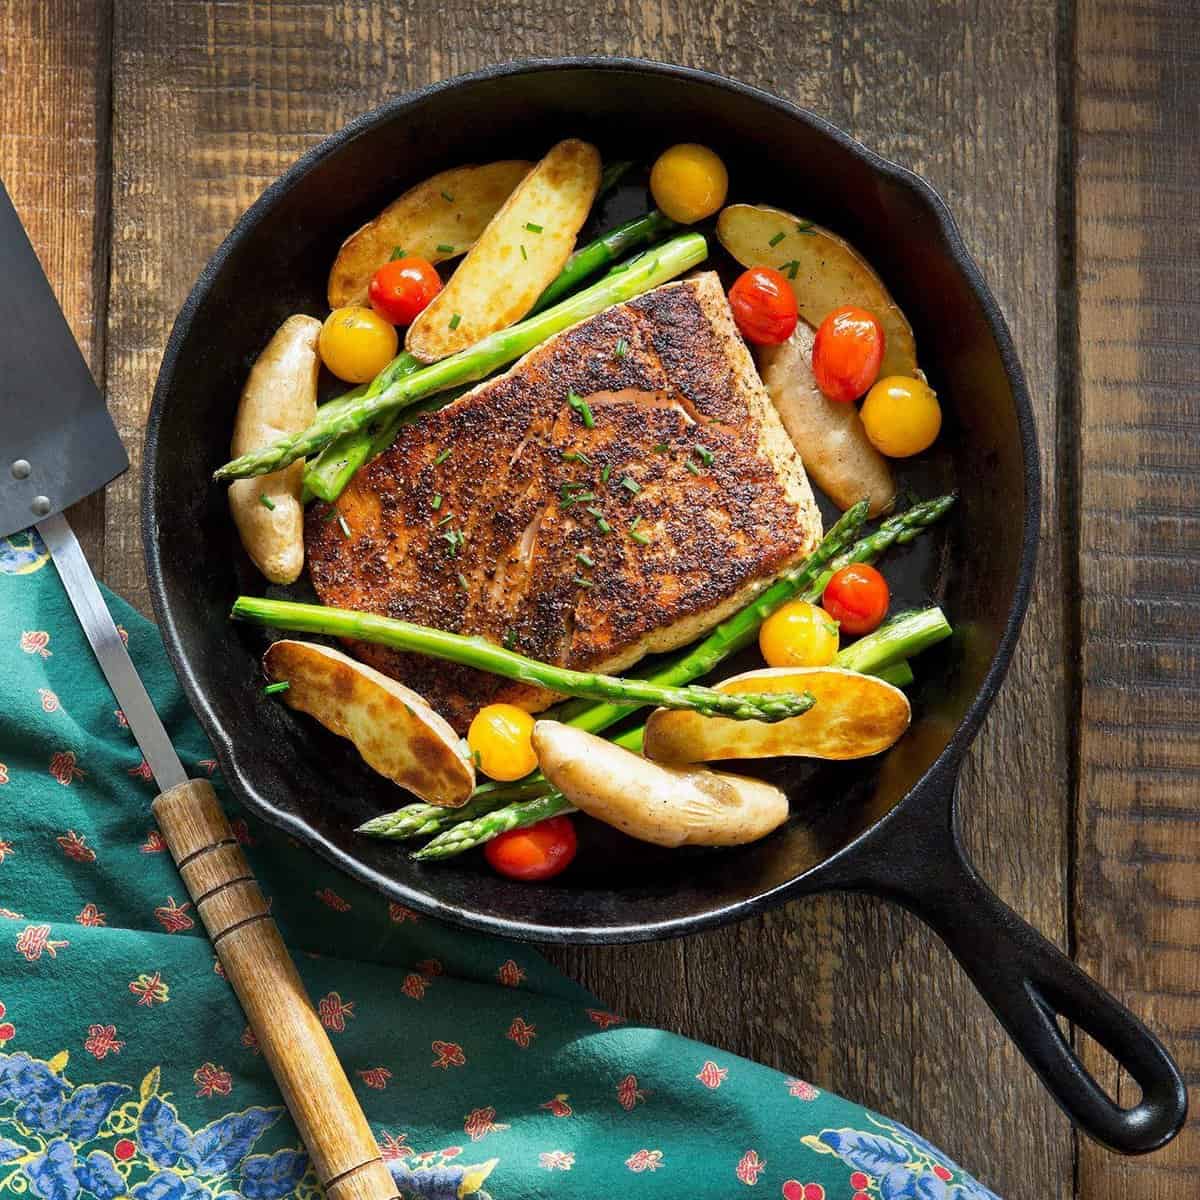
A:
[2, 3, 1195, 1196]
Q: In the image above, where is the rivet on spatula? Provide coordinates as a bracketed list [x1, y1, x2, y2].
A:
[10, 459, 30, 479]
[31, 495, 51, 516]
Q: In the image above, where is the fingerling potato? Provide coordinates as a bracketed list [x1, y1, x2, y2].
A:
[406, 139, 601, 362]
[643, 666, 911, 765]
[264, 640, 475, 806]
[717, 203, 919, 380]
[228, 314, 321, 583]
[759, 321, 896, 516]
[327, 161, 532, 308]
[533, 721, 788, 848]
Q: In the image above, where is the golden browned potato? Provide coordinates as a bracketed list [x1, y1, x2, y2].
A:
[532, 721, 788, 848]
[263, 640, 474, 806]
[758, 321, 896, 516]
[643, 666, 911, 765]
[327, 161, 532, 308]
[405, 139, 601, 362]
[717, 203, 919, 380]
[228, 315, 321, 583]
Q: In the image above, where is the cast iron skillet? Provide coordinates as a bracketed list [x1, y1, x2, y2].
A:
[142, 58, 1185, 1154]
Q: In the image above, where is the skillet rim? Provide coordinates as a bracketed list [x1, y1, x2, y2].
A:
[142, 56, 1041, 944]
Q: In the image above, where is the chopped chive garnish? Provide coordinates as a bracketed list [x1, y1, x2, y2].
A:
[440, 528, 466, 556]
[434, 447, 452, 464]
[768, 230, 786, 247]
[258, 493, 275, 511]
[573, 574, 593, 588]
[652, 442, 668, 454]
[695, 444, 714, 466]
[685, 459, 701, 475]
[601, 464, 611, 484]
[503, 628, 517, 650]
[586, 506, 612, 533]
[436, 242, 455, 254]
[263, 681, 290, 696]
[440, 190, 455, 202]
[567, 390, 595, 429]
[564, 449, 593, 466]
[576, 551, 595, 568]
[437, 513, 455, 527]
[630, 515, 643, 532]
[620, 476, 642, 495]
[338, 515, 352, 538]
[524, 222, 543, 233]
[472, 748, 482, 767]
[457, 572, 469, 591]
[614, 337, 629, 358]
[389, 246, 407, 260]
[778, 259, 800, 279]
[448, 313, 462, 330]
[796, 220, 816, 235]
[431, 493, 443, 510]
[630, 528, 651, 546]
[520, 243, 527, 261]
[561, 490, 597, 508]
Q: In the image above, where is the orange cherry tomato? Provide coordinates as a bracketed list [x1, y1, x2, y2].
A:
[728, 267, 799, 345]
[368, 256, 442, 326]
[812, 305, 886, 402]
[484, 815, 577, 881]
[822, 563, 890, 636]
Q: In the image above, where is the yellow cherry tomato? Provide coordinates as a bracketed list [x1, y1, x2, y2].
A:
[468, 703, 538, 782]
[860, 375, 942, 457]
[758, 600, 840, 668]
[649, 143, 729, 224]
[319, 306, 398, 383]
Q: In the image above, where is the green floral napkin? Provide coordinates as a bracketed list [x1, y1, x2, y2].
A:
[0, 528, 999, 1200]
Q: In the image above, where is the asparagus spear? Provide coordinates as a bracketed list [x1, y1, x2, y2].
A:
[874, 659, 914, 688]
[553, 493, 955, 734]
[413, 790, 574, 860]
[597, 160, 634, 200]
[214, 233, 709, 482]
[231, 597, 814, 722]
[531, 210, 677, 313]
[358, 728, 644, 840]
[834, 608, 951, 675]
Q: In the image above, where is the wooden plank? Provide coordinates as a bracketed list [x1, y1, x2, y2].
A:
[0, 0, 112, 560]
[105, 3, 1069, 1194]
[1072, 1, 1200, 1194]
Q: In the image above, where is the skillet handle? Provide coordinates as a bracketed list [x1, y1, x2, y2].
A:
[825, 767, 1187, 1154]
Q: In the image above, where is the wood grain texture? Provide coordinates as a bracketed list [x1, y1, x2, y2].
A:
[98, 2, 1072, 1196]
[0, 0, 111, 559]
[1072, 1, 1200, 1194]
[153, 779, 399, 1200]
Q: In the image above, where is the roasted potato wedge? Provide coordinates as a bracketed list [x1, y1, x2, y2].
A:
[228, 314, 321, 584]
[759, 321, 896, 516]
[717, 203, 919, 380]
[406, 139, 601, 362]
[327, 161, 532, 308]
[643, 667, 911, 765]
[533, 721, 788, 848]
[264, 640, 474, 806]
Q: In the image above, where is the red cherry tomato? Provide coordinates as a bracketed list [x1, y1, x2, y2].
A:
[812, 305, 885, 402]
[822, 563, 890, 636]
[368, 257, 442, 326]
[728, 267, 799, 345]
[484, 815, 577, 881]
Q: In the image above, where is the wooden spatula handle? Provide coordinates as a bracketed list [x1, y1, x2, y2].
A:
[153, 779, 400, 1200]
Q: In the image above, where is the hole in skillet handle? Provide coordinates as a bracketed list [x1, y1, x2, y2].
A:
[820, 760, 1187, 1155]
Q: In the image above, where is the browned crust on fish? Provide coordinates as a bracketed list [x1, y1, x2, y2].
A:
[306, 273, 821, 730]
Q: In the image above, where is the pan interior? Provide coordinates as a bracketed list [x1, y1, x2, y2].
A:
[145, 63, 1030, 940]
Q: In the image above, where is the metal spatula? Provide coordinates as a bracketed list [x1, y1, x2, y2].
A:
[0, 179, 399, 1200]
